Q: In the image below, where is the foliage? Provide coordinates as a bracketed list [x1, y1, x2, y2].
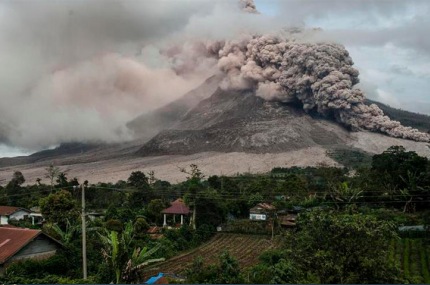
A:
[98, 221, 161, 284]
[133, 217, 150, 238]
[39, 189, 79, 227]
[144, 199, 166, 225]
[127, 171, 153, 208]
[45, 164, 61, 189]
[286, 209, 404, 283]
[185, 251, 244, 284]
[326, 147, 372, 169]
[3, 251, 78, 283]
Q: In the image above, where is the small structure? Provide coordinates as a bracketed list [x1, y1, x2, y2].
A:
[147, 226, 163, 240]
[161, 199, 190, 227]
[87, 211, 105, 221]
[278, 213, 297, 228]
[0, 227, 62, 273]
[249, 203, 276, 221]
[0, 206, 32, 225]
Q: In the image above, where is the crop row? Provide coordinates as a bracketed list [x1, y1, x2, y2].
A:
[391, 238, 430, 283]
[143, 233, 279, 278]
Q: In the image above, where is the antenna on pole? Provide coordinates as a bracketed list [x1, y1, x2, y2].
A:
[75, 184, 87, 280]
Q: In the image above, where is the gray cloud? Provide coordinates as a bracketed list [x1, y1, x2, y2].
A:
[0, 0, 249, 151]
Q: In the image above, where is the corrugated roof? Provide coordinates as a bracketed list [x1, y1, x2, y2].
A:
[250, 203, 276, 213]
[161, 199, 190, 215]
[0, 227, 41, 264]
[0, 206, 23, 216]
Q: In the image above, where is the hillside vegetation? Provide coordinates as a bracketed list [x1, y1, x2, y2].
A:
[367, 99, 430, 132]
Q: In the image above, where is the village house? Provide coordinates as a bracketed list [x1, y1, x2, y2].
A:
[0, 227, 62, 273]
[249, 203, 276, 221]
[0, 206, 32, 225]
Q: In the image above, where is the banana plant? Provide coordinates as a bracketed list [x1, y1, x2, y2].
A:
[98, 221, 164, 283]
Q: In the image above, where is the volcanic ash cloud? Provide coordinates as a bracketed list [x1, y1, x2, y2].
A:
[239, 0, 259, 14]
[212, 35, 430, 142]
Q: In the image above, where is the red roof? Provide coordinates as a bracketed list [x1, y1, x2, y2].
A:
[0, 227, 42, 264]
[0, 206, 25, 216]
[161, 199, 190, 215]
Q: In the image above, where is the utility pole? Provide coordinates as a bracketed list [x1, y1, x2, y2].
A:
[81, 183, 87, 280]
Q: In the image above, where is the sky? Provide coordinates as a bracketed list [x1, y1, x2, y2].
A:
[0, 0, 429, 157]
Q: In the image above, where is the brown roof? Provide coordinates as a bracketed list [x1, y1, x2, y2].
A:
[279, 214, 297, 227]
[161, 199, 190, 215]
[0, 227, 42, 264]
[0, 206, 27, 216]
[147, 226, 162, 234]
[250, 203, 276, 214]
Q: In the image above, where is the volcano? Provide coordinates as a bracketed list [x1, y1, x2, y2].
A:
[0, 76, 429, 184]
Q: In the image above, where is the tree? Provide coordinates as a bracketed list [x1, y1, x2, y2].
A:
[127, 171, 151, 208]
[145, 199, 166, 225]
[326, 181, 363, 209]
[286, 209, 403, 283]
[127, 171, 149, 189]
[5, 171, 26, 205]
[56, 172, 68, 188]
[371, 146, 429, 211]
[45, 164, 61, 190]
[9, 171, 25, 187]
[39, 190, 78, 227]
[181, 164, 204, 229]
[372, 146, 428, 191]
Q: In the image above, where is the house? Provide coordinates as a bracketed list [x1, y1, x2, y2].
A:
[0, 227, 62, 273]
[161, 199, 191, 227]
[249, 203, 276, 221]
[0, 206, 32, 225]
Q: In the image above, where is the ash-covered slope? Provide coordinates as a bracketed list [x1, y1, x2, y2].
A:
[137, 88, 351, 156]
[127, 75, 222, 138]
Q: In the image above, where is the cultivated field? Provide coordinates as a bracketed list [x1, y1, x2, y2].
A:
[142, 233, 281, 279]
[391, 238, 430, 283]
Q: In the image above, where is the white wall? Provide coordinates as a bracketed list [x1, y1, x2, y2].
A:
[9, 210, 31, 221]
[249, 213, 266, 220]
[1, 215, 9, 224]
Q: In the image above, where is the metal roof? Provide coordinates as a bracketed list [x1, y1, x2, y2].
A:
[0, 227, 41, 264]
[0, 206, 28, 216]
[161, 199, 190, 215]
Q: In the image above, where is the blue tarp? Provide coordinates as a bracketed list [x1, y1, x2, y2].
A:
[144, 272, 164, 284]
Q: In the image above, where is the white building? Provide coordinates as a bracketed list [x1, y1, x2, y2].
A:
[0, 206, 32, 225]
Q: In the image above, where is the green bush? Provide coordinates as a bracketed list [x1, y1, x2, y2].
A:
[105, 219, 123, 232]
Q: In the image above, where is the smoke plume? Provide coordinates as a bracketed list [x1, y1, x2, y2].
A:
[239, 0, 259, 13]
[1, 0, 429, 154]
[207, 35, 430, 142]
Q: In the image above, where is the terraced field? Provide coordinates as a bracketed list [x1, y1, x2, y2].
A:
[142, 233, 281, 279]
